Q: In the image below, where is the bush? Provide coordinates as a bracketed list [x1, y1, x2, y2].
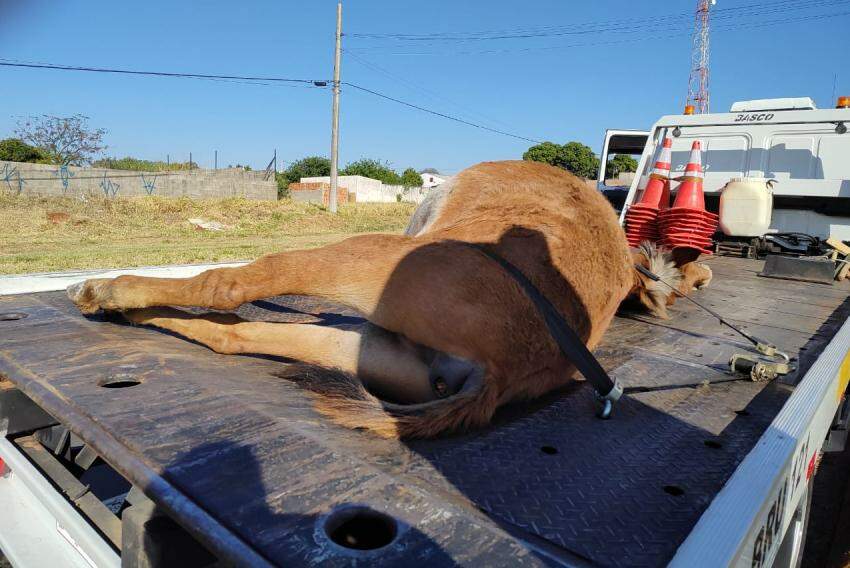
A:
[275, 172, 291, 199]
[401, 167, 422, 188]
[276, 156, 332, 199]
[0, 138, 47, 163]
[341, 159, 401, 185]
[275, 156, 420, 200]
[93, 156, 197, 171]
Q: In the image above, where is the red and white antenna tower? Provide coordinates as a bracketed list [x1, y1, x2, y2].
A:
[686, 0, 714, 114]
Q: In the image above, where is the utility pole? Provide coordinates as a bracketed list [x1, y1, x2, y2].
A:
[329, 1, 343, 213]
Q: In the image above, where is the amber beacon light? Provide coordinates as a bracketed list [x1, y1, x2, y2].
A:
[837, 96, 850, 109]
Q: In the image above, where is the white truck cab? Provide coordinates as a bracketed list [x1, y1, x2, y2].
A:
[599, 96, 850, 240]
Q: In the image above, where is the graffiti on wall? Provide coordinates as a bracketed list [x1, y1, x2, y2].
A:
[52, 165, 75, 193]
[140, 173, 157, 195]
[99, 171, 120, 197]
[2, 164, 26, 195]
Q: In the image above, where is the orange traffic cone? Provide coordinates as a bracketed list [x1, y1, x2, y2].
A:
[625, 137, 672, 247]
[658, 140, 718, 255]
[671, 141, 706, 210]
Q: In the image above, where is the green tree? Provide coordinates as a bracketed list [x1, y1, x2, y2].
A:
[276, 156, 331, 198]
[605, 154, 639, 179]
[0, 138, 47, 163]
[560, 141, 600, 179]
[341, 158, 401, 185]
[522, 142, 563, 168]
[285, 156, 331, 184]
[400, 167, 422, 188]
[15, 114, 107, 165]
[522, 141, 601, 179]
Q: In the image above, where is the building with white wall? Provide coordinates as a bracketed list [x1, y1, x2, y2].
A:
[300, 175, 428, 203]
[420, 172, 450, 188]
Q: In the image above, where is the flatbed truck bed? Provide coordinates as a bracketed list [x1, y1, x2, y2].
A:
[0, 255, 848, 567]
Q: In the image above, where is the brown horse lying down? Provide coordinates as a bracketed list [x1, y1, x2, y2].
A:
[68, 161, 712, 438]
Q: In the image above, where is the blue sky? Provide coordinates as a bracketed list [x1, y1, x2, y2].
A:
[1, 0, 848, 173]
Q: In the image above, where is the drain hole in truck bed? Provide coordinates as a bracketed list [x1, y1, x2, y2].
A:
[324, 506, 398, 551]
[704, 440, 723, 449]
[540, 446, 558, 455]
[0, 312, 28, 321]
[663, 485, 685, 497]
[98, 374, 142, 389]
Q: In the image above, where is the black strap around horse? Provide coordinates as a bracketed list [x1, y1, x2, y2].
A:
[466, 243, 623, 418]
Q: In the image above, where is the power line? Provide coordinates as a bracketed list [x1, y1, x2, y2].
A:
[346, 0, 847, 53]
[348, 0, 848, 41]
[342, 82, 542, 143]
[348, 5, 847, 52]
[0, 60, 328, 86]
[350, 0, 818, 39]
[344, 49, 521, 132]
[0, 56, 545, 144]
[346, 9, 850, 56]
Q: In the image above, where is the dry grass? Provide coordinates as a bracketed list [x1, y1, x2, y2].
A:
[0, 193, 416, 274]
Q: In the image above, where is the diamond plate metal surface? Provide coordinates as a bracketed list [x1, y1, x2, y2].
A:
[0, 255, 847, 567]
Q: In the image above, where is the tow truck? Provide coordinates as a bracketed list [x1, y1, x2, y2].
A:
[0, 97, 849, 567]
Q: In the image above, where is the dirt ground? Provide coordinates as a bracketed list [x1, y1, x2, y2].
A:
[0, 194, 416, 274]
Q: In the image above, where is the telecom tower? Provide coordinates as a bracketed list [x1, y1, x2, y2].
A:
[686, 0, 713, 114]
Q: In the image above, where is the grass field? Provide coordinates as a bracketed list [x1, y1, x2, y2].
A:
[0, 193, 416, 274]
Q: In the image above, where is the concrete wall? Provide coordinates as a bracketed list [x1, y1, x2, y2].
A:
[381, 184, 428, 204]
[289, 182, 352, 206]
[0, 161, 277, 200]
[301, 175, 381, 199]
[301, 175, 428, 204]
[601, 172, 637, 188]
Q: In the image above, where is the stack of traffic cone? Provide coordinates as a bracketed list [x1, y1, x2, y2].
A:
[658, 140, 719, 255]
[624, 137, 673, 247]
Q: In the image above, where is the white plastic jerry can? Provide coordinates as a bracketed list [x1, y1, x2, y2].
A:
[719, 178, 775, 237]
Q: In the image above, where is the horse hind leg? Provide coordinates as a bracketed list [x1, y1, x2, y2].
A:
[122, 307, 463, 405]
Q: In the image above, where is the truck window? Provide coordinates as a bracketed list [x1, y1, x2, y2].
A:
[603, 152, 642, 187]
[600, 132, 648, 188]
